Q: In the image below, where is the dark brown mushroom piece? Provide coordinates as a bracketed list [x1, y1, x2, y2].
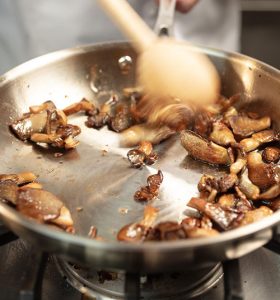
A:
[85, 112, 111, 129]
[127, 141, 158, 168]
[121, 124, 174, 147]
[228, 114, 271, 138]
[238, 206, 273, 226]
[247, 152, 277, 190]
[181, 130, 231, 165]
[117, 206, 157, 242]
[29, 100, 56, 114]
[230, 151, 247, 175]
[209, 121, 236, 146]
[188, 197, 239, 230]
[16, 188, 73, 229]
[268, 197, 280, 211]
[193, 110, 213, 138]
[134, 170, 163, 202]
[147, 222, 188, 241]
[181, 217, 201, 228]
[239, 130, 277, 152]
[63, 98, 95, 116]
[109, 104, 134, 133]
[10, 110, 48, 140]
[262, 146, 280, 163]
[0, 180, 18, 205]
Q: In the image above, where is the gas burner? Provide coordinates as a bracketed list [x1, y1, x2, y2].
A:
[54, 257, 223, 300]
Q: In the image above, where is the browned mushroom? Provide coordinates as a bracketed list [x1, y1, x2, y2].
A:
[183, 227, 219, 238]
[230, 151, 247, 175]
[193, 110, 213, 138]
[121, 124, 174, 147]
[127, 141, 158, 168]
[109, 104, 135, 133]
[181, 130, 231, 165]
[239, 130, 277, 152]
[268, 197, 280, 211]
[0, 180, 18, 205]
[10, 110, 48, 140]
[247, 152, 277, 190]
[29, 100, 56, 114]
[239, 206, 273, 226]
[238, 169, 260, 200]
[259, 184, 280, 200]
[63, 98, 95, 116]
[16, 188, 73, 229]
[262, 146, 280, 163]
[117, 206, 158, 242]
[134, 171, 163, 202]
[218, 194, 236, 209]
[0, 172, 37, 185]
[188, 197, 239, 230]
[209, 121, 236, 146]
[228, 114, 271, 138]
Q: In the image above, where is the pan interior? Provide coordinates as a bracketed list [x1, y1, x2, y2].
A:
[0, 43, 280, 243]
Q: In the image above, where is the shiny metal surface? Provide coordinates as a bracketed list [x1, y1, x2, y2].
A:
[0, 42, 280, 272]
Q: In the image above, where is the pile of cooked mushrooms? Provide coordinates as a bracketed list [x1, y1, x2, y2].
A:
[117, 94, 280, 242]
[7, 91, 280, 241]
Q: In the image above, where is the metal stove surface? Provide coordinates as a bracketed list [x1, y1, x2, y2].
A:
[1, 237, 280, 300]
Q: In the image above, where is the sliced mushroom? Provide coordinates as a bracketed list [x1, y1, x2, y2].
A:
[181, 130, 231, 165]
[134, 171, 163, 202]
[0, 180, 18, 205]
[127, 149, 146, 168]
[184, 227, 219, 238]
[10, 110, 48, 140]
[239, 206, 273, 226]
[262, 146, 280, 163]
[63, 98, 95, 116]
[259, 184, 280, 200]
[218, 194, 236, 209]
[29, 100, 56, 114]
[239, 130, 277, 152]
[0, 172, 37, 185]
[230, 151, 247, 175]
[268, 197, 280, 211]
[228, 114, 271, 137]
[147, 221, 188, 241]
[121, 124, 174, 147]
[117, 206, 157, 242]
[238, 169, 260, 200]
[16, 188, 73, 229]
[188, 197, 239, 230]
[193, 110, 213, 138]
[247, 152, 276, 190]
[209, 121, 236, 146]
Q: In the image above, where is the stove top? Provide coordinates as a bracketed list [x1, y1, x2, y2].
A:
[1, 226, 280, 300]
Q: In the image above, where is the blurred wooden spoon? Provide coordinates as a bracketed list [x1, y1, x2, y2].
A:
[97, 0, 220, 108]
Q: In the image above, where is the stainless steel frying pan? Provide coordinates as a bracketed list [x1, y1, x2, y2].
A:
[0, 41, 280, 273]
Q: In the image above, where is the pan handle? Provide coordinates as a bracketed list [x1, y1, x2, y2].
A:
[154, 0, 176, 36]
[264, 225, 280, 254]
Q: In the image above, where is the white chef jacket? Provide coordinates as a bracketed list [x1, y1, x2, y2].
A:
[0, 0, 240, 74]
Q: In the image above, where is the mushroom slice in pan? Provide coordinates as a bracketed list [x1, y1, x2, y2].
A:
[0, 180, 18, 205]
[63, 98, 95, 116]
[228, 114, 271, 137]
[121, 124, 175, 147]
[218, 194, 236, 209]
[0, 172, 37, 185]
[134, 171, 163, 202]
[17, 188, 73, 229]
[239, 206, 273, 226]
[10, 110, 48, 140]
[230, 151, 247, 175]
[29, 100, 56, 114]
[181, 130, 231, 165]
[193, 110, 213, 138]
[247, 152, 277, 190]
[209, 121, 236, 146]
[262, 146, 280, 163]
[238, 169, 260, 200]
[268, 197, 280, 211]
[183, 227, 219, 238]
[198, 173, 237, 194]
[117, 206, 158, 242]
[188, 197, 239, 231]
[239, 130, 277, 152]
[109, 104, 135, 133]
[147, 221, 188, 241]
[259, 184, 280, 200]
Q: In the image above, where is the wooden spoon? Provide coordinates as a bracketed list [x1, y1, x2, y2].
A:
[97, 0, 220, 108]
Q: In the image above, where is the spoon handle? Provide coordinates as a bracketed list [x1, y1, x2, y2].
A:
[154, 0, 176, 36]
[97, 0, 156, 52]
